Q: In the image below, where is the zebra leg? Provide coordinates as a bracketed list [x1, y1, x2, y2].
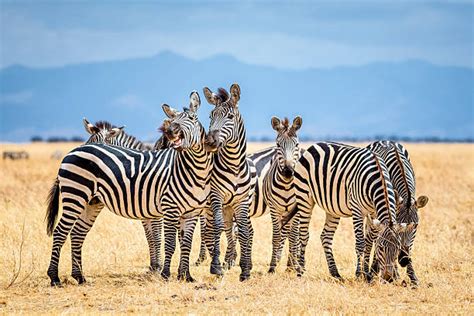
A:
[234, 202, 252, 281]
[194, 216, 208, 266]
[269, 211, 282, 273]
[223, 207, 237, 269]
[178, 216, 198, 282]
[70, 203, 102, 284]
[47, 197, 86, 286]
[351, 209, 365, 278]
[209, 195, 224, 276]
[363, 223, 377, 282]
[320, 214, 342, 279]
[297, 206, 312, 276]
[142, 218, 163, 272]
[161, 214, 179, 281]
[287, 216, 301, 273]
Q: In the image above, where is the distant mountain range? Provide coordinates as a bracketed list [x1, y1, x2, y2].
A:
[0, 51, 472, 142]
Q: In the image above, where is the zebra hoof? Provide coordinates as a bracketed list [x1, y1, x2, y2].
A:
[210, 264, 224, 276]
[50, 277, 62, 287]
[149, 264, 162, 272]
[178, 273, 196, 283]
[239, 273, 250, 282]
[72, 274, 86, 284]
[268, 267, 276, 274]
[161, 269, 171, 281]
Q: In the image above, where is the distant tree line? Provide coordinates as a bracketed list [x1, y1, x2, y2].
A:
[247, 134, 474, 143]
[31, 136, 85, 143]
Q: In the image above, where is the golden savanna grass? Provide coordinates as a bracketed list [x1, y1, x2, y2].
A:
[0, 142, 472, 314]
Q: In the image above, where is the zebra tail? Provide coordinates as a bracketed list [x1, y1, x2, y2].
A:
[45, 178, 60, 236]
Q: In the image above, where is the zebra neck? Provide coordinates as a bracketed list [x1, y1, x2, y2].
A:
[176, 143, 213, 183]
[271, 159, 293, 187]
[216, 122, 248, 174]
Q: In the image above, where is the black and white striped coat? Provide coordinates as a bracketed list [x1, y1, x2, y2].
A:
[366, 140, 429, 284]
[45, 93, 212, 286]
[293, 142, 406, 282]
[81, 118, 164, 272]
[265, 116, 303, 274]
[202, 84, 254, 281]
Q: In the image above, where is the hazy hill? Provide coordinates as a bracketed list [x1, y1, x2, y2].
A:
[0, 51, 472, 142]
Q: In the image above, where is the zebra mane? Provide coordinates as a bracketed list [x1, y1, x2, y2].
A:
[94, 121, 116, 130]
[391, 143, 412, 209]
[279, 118, 298, 136]
[216, 88, 230, 103]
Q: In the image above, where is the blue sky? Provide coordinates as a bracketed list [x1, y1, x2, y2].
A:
[0, 0, 472, 70]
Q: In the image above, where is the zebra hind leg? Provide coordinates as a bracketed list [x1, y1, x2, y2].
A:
[320, 215, 342, 280]
[47, 196, 87, 286]
[70, 204, 102, 284]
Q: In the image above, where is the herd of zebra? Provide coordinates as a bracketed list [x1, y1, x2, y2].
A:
[45, 83, 429, 287]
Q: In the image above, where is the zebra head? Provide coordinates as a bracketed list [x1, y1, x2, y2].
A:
[160, 91, 204, 151]
[372, 218, 415, 282]
[83, 118, 125, 145]
[396, 193, 429, 267]
[271, 116, 302, 179]
[203, 83, 242, 152]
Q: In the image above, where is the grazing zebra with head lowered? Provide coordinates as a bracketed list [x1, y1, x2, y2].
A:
[293, 142, 412, 282]
[45, 91, 213, 285]
[266, 116, 303, 274]
[69, 118, 164, 273]
[365, 140, 429, 284]
[202, 83, 253, 281]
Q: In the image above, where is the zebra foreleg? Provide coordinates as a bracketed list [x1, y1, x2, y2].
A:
[363, 222, 378, 282]
[194, 216, 208, 266]
[178, 216, 198, 282]
[223, 207, 237, 270]
[70, 204, 102, 284]
[297, 205, 312, 275]
[234, 202, 252, 281]
[351, 208, 365, 279]
[209, 196, 224, 276]
[161, 214, 179, 281]
[269, 210, 283, 273]
[287, 215, 301, 274]
[320, 214, 342, 280]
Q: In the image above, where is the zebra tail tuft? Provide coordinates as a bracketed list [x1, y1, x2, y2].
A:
[45, 178, 60, 236]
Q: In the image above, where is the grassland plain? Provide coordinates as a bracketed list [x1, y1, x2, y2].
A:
[0, 142, 472, 314]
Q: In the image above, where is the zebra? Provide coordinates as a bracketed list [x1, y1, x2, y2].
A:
[265, 116, 303, 274]
[45, 91, 213, 285]
[365, 140, 429, 284]
[193, 145, 276, 268]
[77, 118, 164, 272]
[293, 142, 412, 282]
[202, 83, 254, 281]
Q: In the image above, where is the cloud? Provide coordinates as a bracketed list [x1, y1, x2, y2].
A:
[0, 2, 472, 69]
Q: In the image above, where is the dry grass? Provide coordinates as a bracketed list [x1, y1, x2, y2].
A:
[0, 142, 472, 314]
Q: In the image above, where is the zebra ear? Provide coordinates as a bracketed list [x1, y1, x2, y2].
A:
[271, 117, 282, 132]
[292, 116, 303, 132]
[107, 126, 125, 138]
[83, 118, 99, 135]
[203, 87, 218, 106]
[189, 91, 201, 112]
[162, 104, 178, 118]
[230, 83, 241, 106]
[416, 196, 429, 209]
